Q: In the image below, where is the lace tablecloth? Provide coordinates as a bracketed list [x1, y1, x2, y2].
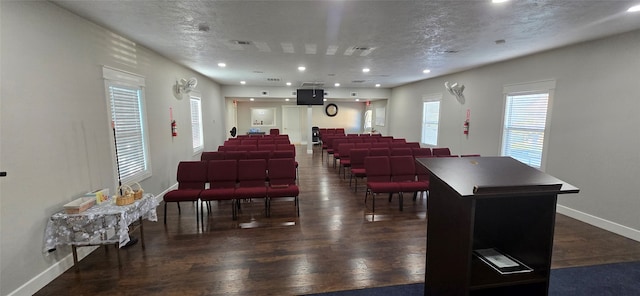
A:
[44, 193, 160, 252]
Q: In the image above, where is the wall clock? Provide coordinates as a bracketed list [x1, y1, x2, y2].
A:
[325, 103, 338, 117]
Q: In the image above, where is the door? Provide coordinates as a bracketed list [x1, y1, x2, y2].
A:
[282, 106, 302, 144]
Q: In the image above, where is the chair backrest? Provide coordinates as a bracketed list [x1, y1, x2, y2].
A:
[246, 150, 271, 160]
[201, 151, 225, 161]
[237, 145, 257, 152]
[258, 144, 276, 152]
[241, 139, 258, 145]
[268, 158, 296, 186]
[391, 148, 412, 156]
[432, 147, 451, 156]
[390, 156, 415, 182]
[225, 151, 247, 160]
[406, 142, 421, 149]
[378, 136, 393, 143]
[412, 148, 432, 157]
[362, 137, 377, 143]
[416, 158, 432, 181]
[461, 154, 481, 157]
[271, 150, 295, 159]
[337, 143, 355, 159]
[364, 156, 390, 182]
[347, 133, 359, 137]
[237, 159, 267, 187]
[369, 148, 390, 156]
[371, 142, 389, 148]
[208, 159, 237, 188]
[224, 140, 241, 146]
[354, 142, 371, 149]
[331, 138, 348, 151]
[176, 161, 208, 190]
[269, 128, 280, 135]
[335, 128, 345, 135]
[349, 149, 370, 170]
[390, 142, 408, 149]
[392, 138, 407, 143]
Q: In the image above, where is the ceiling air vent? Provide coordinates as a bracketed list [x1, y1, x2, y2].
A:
[266, 78, 281, 82]
[261, 90, 269, 96]
[350, 92, 358, 97]
[300, 82, 324, 88]
[292, 91, 297, 96]
[351, 80, 366, 83]
[232, 40, 252, 45]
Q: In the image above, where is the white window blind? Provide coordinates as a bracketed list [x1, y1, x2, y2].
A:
[190, 96, 204, 153]
[364, 110, 372, 130]
[421, 101, 440, 146]
[501, 92, 549, 168]
[104, 67, 151, 185]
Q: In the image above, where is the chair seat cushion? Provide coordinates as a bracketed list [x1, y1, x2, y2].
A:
[267, 184, 300, 197]
[399, 181, 429, 192]
[200, 188, 236, 201]
[234, 187, 267, 198]
[367, 182, 399, 193]
[163, 189, 202, 202]
[351, 168, 366, 177]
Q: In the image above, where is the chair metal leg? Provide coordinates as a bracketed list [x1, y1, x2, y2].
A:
[399, 192, 404, 211]
[164, 203, 167, 224]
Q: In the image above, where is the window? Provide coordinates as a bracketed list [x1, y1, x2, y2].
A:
[421, 97, 441, 146]
[190, 95, 204, 153]
[364, 110, 372, 130]
[103, 67, 151, 185]
[501, 80, 555, 169]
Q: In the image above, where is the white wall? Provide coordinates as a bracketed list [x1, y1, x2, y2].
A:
[389, 30, 640, 238]
[0, 2, 225, 295]
[231, 100, 368, 142]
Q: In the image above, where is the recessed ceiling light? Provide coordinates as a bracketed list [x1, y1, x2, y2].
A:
[628, 5, 640, 12]
[285, 98, 290, 102]
[286, 82, 292, 86]
[355, 99, 360, 102]
[423, 69, 431, 74]
[298, 66, 306, 71]
[375, 84, 381, 87]
[323, 98, 327, 102]
[240, 81, 246, 85]
[217, 62, 226, 67]
[334, 83, 340, 87]
[249, 98, 254, 101]
[492, 0, 510, 3]
[362, 68, 370, 73]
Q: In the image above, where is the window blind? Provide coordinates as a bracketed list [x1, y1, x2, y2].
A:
[190, 97, 204, 153]
[108, 83, 150, 184]
[502, 93, 549, 168]
[421, 101, 440, 146]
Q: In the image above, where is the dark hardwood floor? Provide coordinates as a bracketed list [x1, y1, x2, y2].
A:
[35, 146, 640, 295]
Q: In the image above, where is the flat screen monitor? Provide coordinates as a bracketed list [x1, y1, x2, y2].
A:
[296, 89, 324, 105]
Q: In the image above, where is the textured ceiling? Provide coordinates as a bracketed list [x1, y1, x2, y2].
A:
[52, 0, 640, 89]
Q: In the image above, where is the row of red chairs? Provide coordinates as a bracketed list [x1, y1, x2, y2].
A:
[360, 155, 430, 212]
[163, 158, 299, 224]
[202, 150, 294, 161]
[235, 129, 283, 137]
[317, 128, 345, 137]
[322, 135, 408, 161]
[332, 142, 422, 169]
[225, 135, 290, 145]
[218, 143, 295, 152]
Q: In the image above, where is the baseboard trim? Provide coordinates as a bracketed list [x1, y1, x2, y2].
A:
[7, 246, 98, 296]
[557, 205, 640, 242]
[9, 185, 178, 296]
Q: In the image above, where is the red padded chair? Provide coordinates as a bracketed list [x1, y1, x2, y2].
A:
[406, 142, 421, 149]
[412, 148, 432, 158]
[225, 151, 247, 160]
[201, 151, 225, 161]
[461, 154, 481, 157]
[432, 147, 451, 156]
[364, 156, 400, 212]
[266, 158, 300, 217]
[349, 149, 369, 192]
[163, 161, 207, 224]
[246, 150, 271, 160]
[200, 160, 238, 221]
[236, 145, 257, 152]
[369, 148, 390, 156]
[390, 148, 412, 156]
[271, 150, 295, 159]
[335, 142, 354, 170]
[257, 144, 276, 152]
[371, 142, 389, 148]
[240, 139, 258, 145]
[269, 128, 280, 135]
[390, 156, 428, 211]
[235, 159, 268, 216]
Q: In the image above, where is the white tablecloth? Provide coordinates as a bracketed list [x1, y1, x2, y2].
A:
[44, 193, 160, 252]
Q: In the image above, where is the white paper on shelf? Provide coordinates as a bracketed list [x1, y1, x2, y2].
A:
[474, 248, 519, 268]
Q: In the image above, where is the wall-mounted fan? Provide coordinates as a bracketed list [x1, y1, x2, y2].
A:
[445, 81, 465, 104]
[229, 127, 237, 138]
[173, 77, 198, 100]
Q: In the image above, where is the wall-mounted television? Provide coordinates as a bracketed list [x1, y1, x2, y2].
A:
[296, 89, 324, 105]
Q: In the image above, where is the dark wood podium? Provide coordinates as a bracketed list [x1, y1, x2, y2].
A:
[416, 157, 579, 296]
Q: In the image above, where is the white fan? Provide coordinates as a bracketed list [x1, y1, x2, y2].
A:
[445, 81, 465, 104]
[173, 77, 198, 100]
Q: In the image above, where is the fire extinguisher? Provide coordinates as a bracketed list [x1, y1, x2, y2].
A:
[463, 120, 470, 135]
[171, 120, 177, 137]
